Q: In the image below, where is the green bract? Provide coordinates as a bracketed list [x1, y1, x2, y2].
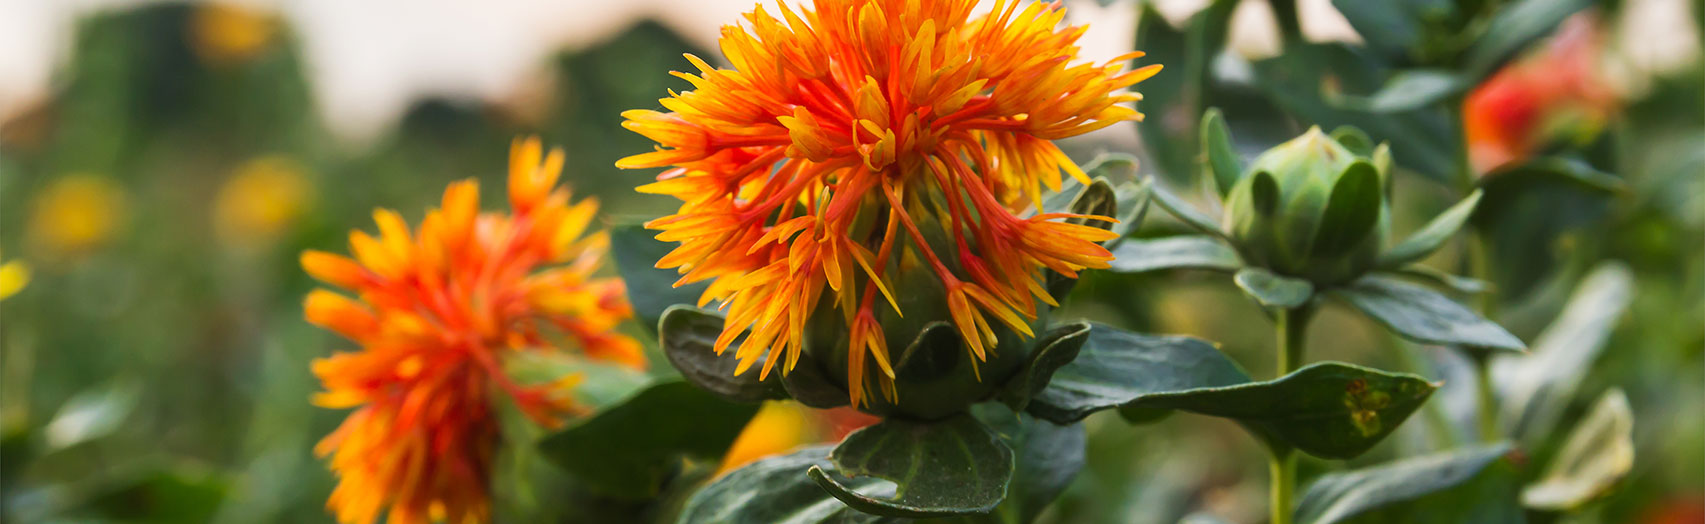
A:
[1223, 127, 1391, 285]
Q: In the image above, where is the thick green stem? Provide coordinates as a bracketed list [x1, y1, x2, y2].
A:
[1268, 307, 1311, 524]
[1473, 350, 1500, 442]
[1270, 450, 1297, 524]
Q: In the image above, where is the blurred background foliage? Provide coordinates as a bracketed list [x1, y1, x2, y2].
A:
[0, 1, 1698, 523]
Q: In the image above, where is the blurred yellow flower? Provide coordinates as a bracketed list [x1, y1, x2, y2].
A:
[190, 2, 278, 66]
[215, 156, 312, 245]
[29, 174, 125, 256]
[0, 255, 29, 300]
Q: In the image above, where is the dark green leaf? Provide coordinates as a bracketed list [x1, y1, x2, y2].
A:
[1107, 236, 1241, 274]
[1133, 0, 1238, 183]
[972, 404, 1087, 523]
[1000, 322, 1093, 412]
[1337, 70, 1465, 113]
[677, 446, 891, 524]
[1494, 263, 1633, 440]
[658, 306, 785, 403]
[1330, 0, 1424, 58]
[1028, 324, 1246, 424]
[1379, 189, 1484, 268]
[1234, 267, 1315, 309]
[809, 414, 1014, 517]
[611, 224, 711, 337]
[76, 465, 229, 523]
[1312, 161, 1384, 257]
[1049, 180, 1121, 297]
[1150, 183, 1226, 237]
[1473, 157, 1626, 226]
[1329, 126, 1376, 157]
[1382, 266, 1490, 295]
[1201, 108, 1243, 198]
[1331, 275, 1524, 352]
[1522, 389, 1634, 511]
[1295, 443, 1522, 524]
[781, 349, 852, 409]
[1460, 0, 1595, 79]
[540, 380, 759, 498]
[503, 350, 650, 410]
[1122, 362, 1437, 459]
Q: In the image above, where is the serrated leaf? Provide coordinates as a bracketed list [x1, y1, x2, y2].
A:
[658, 306, 785, 403]
[1121, 362, 1437, 459]
[1296, 443, 1522, 524]
[1000, 322, 1092, 412]
[611, 224, 711, 337]
[677, 446, 891, 524]
[1522, 389, 1635, 511]
[540, 380, 759, 498]
[1107, 236, 1241, 274]
[809, 414, 1014, 518]
[1027, 324, 1246, 424]
[1234, 267, 1315, 309]
[1201, 108, 1243, 198]
[1380, 190, 1484, 269]
[1494, 263, 1634, 440]
[1331, 275, 1525, 352]
[1150, 183, 1227, 237]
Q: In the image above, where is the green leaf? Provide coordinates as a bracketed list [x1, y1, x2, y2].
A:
[1494, 263, 1634, 440]
[658, 306, 785, 403]
[1522, 389, 1635, 511]
[75, 465, 230, 523]
[1379, 189, 1484, 268]
[1474, 157, 1626, 226]
[611, 224, 712, 337]
[1000, 322, 1093, 412]
[1107, 236, 1241, 274]
[1049, 180, 1121, 297]
[1312, 161, 1384, 258]
[503, 350, 650, 410]
[1201, 108, 1243, 198]
[1329, 0, 1425, 58]
[972, 404, 1087, 523]
[1329, 126, 1376, 157]
[677, 446, 890, 524]
[1132, 0, 1237, 183]
[1337, 70, 1465, 113]
[44, 379, 139, 451]
[1234, 267, 1315, 309]
[1150, 183, 1226, 237]
[1028, 324, 1246, 423]
[1382, 266, 1490, 295]
[1121, 362, 1437, 459]
[1460, 0, 1595, 79]
[539, 380, 759, 498]
[808, 414, 1014, 518]
[1331, 275, 1525, 352]
[1111, 179, 1154, 239]
[1295, 443, 1522, 524]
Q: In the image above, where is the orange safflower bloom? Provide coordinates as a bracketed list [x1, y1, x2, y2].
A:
[303, 138, 641, 524]
[620, 0, 1158, 406]
[1465, 13, 1616, 173]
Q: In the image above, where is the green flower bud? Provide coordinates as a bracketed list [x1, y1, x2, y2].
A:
[1223, 127, 1391, 285]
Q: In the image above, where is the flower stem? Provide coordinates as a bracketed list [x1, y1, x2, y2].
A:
[1269, 306, 1311, 524]
[1473, 349, 1500, 442]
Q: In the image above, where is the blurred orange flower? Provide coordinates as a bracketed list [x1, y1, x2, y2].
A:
[29, 174, 125, 257]
[1464, 13, 1618, 174]
[302, 138, 641, 524]
[620, 0, 1158, 406]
